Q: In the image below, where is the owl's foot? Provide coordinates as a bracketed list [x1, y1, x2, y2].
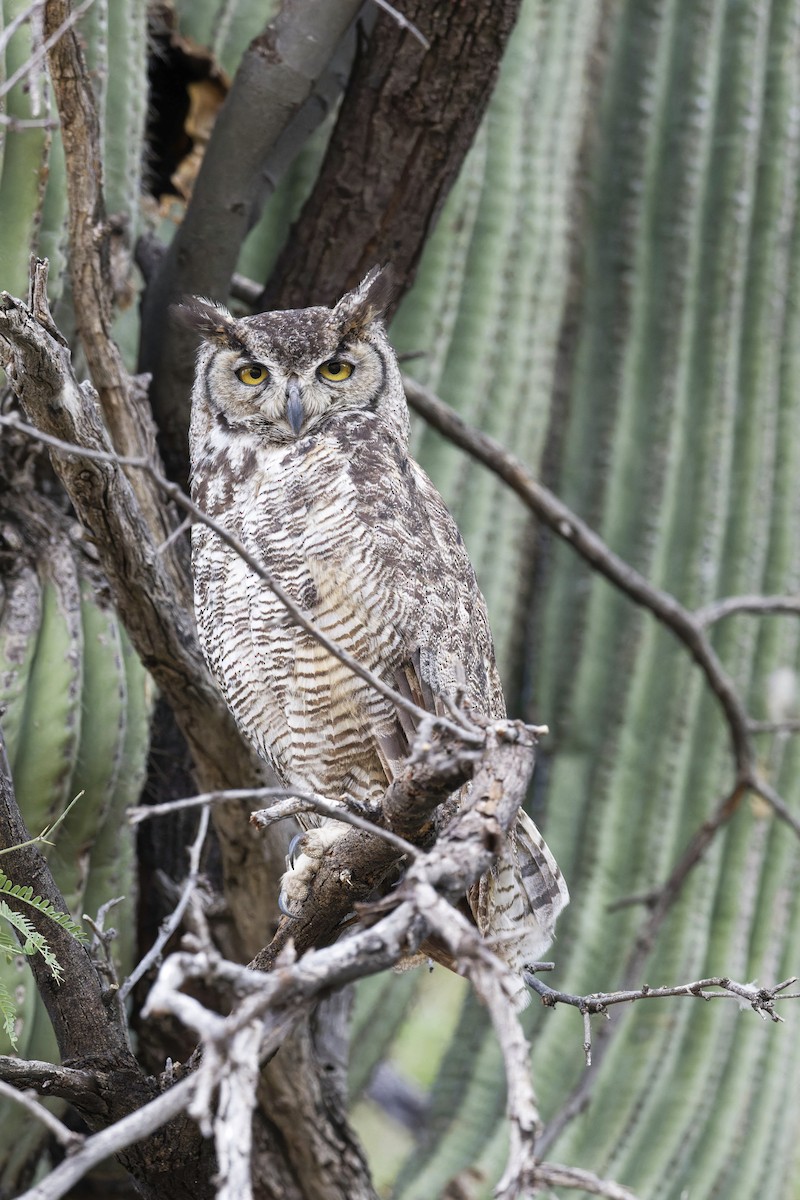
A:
[279, 823, 346, 917]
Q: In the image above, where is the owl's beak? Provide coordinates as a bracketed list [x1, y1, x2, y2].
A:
[285, 379, 305, 436]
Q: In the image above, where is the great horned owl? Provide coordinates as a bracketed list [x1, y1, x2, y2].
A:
[182, 268, 568, 1007]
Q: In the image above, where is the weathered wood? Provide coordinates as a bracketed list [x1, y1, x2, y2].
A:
[261, 0, 523, 312]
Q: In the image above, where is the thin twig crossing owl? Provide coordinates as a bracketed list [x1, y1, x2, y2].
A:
[181, 268, 569, 1007]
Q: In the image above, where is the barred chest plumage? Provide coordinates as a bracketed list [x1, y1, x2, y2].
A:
[191, 415, 417, 802]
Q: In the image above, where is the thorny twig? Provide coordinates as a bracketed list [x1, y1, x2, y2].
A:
[119, 805, 211, 1003]
[527, 974, 797, 1067]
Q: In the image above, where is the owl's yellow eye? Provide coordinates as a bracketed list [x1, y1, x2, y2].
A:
[236, 364, 269, 386]
[318, 359, 353, 382]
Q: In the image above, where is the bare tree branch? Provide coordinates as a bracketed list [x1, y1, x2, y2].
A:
[0, 0, 95, 101]
[0, 406, 480, 747]
[696, 594, 800, 626]
[0, 729, 132, 1068]
[0, 1057, 103, 1109]
[128, 786, 311, 824]
[16, 1076, 198, 1200]
[528, 973, 796, 1065]
[3, 267, 796, 1199]
[402, 376, 800, 854]
[0, 726, 218, 1197]
[140, 729, 544, 1200]
[531, 1162, 640, 1199]
[399, 374, 800, 1159]
[0, 1080, 81, 1149]
[0, 265, 290, 957]
[250, 792, 422, 860]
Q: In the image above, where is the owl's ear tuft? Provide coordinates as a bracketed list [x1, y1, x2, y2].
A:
[333, 265, 395, 333]
[171, 297, 243, 348]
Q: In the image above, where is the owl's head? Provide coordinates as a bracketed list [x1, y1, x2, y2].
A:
[177, 266, 405, 446]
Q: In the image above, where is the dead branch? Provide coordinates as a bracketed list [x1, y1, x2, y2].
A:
[0, 730, 132, 1069]
[0, 726, 218, 1198]
[42, 1, 185, 585]
[696, 594, 800, 626]
[119, 806, 210, 1003]
[531, 1162, 640, 1199]
[402, 377, 800, 878]
[250, 793, 422, 860]
[15, 1076, 198, 1200]
[400, 374, 800, 1155]
[0, 404, 480, 748]
[0, 1080, 82, 1149]
[528, 973, 797, 1068]
[128, 786, 312, 824]
[0, 1057, 103, 1110]
[1, 266, 377, 1193]
[0, 0, 95, 101]
[140, 728, 544, 1200]
[250, 718, 486, 972]
[3, 266, 796, 1197]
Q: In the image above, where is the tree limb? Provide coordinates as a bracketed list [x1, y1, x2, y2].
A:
[0, 1080, 81, 1150]
[42, 0, 185, 587]
[528, 973, 796, 1066]
[531, 1162, 640, 1200]
[260, 0, 523, 313]
[16, 1076, 198, 1200]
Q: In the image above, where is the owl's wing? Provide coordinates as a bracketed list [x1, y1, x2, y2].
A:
[509, 808, 570, 925]
[391, 461, 505, 718]
[470, 808, 570, 971]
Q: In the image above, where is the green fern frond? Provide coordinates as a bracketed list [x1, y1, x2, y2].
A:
[0, 872, 87, 943]
[0, 902, 63, 983]
[0, 927, 18, 960]
[0, 974, 18, 1049]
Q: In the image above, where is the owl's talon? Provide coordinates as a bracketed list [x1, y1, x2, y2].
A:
[287, 833, 304, 867]
[278, 890, 300, 919]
